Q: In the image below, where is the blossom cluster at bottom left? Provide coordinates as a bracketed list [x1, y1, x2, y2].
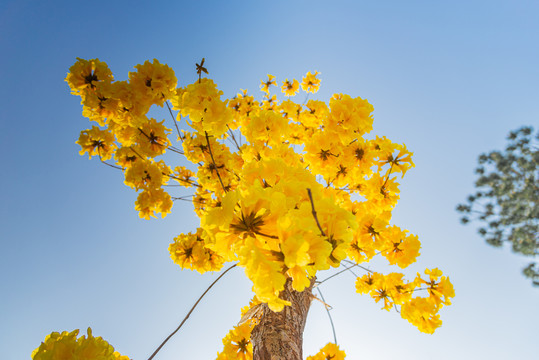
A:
[32, 328, 129, 360]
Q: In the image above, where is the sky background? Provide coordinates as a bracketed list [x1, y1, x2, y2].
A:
[1, 0, 538, 359]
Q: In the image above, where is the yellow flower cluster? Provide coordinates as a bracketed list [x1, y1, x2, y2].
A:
[355, 268, 455, 333]
[169, 228, 224, 273]
[216, 322, 255, 360]
[66, 59, 181, 219]
[307, 342, 346, 360]
[32, 328, 129, 360]
[216, 299, 264, 360]
[67, 59, 453, 336]
[301, 71, 321, 93]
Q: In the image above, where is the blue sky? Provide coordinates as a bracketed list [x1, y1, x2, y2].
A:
[1, 0, 538, 359]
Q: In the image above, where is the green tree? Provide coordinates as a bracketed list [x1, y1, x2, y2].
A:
[457, 126, 538, 286]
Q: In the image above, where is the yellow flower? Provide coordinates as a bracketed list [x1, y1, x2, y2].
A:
[124, 159, 164, 190]
[239, 238, 289, 311]
[326, 93, 374, 143]
[76, 126, 116, 161]
[301, 71, 321, 93]
[173, 78, 232, 137]
[173, 166, 196, 187]
[380, 226, 421, 268]
[262, 94, 278, 111]
[307, 342, 346, 360]
[278, 98, 302, 122]
[384, 144, 415, 176]
[169, 228, 224, 273]
[80, 81, 120, 126]
[66, 58, 113, 96]
[32, 328, 130, 360]
[355, 272, 380, 295]
[134, 118, 171, 158]
[301, 100, 328, 128]
[342, 139, 376, 179]
[218, 323, 254, 360]
[32, 329, 79, 360]
[401, 297, 442, 334]
[242, 109, 289, 146]
[363, 173, 400, 211]
[281, 79, 299, 96]
[303, 132, 343, 177]
[347, 233, 376, 263]
[128, 59, 177, 106]
[419, 268, 455, 306]
[135, 188, 172, 219]
[260, 74, 276, 94]
[114, 147, 139, 168]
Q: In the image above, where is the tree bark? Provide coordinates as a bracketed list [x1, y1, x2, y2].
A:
[251, 279, 314, 360]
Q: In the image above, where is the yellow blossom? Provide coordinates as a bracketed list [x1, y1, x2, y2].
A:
[128, 59, 177, 106]
[76, 126, 116, 161]
[169, 228, 224, 273]
[301, 71, 321, 93]
[66, 58, 113, 96]
[135, 187, 172, 219]
[260, 74, 276, 94]
[217, 322, 254, 360]
[281, 79, 299, 96]
[307, 342, 346, 360]
[32, 328, 130, 360]
[381, 226, 421, 268]
[401, 297, 442, 334]
[134, 118, 171, 158]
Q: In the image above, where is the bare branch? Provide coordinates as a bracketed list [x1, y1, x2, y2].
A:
[147, 263, 238, 360]
[306, 188, 326, 237]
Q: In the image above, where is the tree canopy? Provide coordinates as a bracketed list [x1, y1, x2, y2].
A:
[32, 58, 455, 360]
[457, 126, 538, 286]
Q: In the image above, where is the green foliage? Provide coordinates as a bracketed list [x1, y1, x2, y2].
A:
[457, 126, 538, 286]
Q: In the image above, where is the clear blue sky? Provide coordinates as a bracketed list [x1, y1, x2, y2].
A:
[1, 0, 538, 359]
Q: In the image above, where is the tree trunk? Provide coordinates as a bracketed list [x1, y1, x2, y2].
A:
[251, 279, 314, 360]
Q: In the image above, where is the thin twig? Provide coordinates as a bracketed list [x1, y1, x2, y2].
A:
[342, 259, 373, 274]
[403, 287, 430, 294]
[165, 173, 201, 188]
[345, 267, 359, 278]
[99, 160, 123, 170]
[171, 195, 200, 203]
[382, 161, 395, 189]
[147, 263, 238, 360]
[98, 152, 123, 170]
[315, 263, 359, 287]
[226, 125, 242, 152]
[165, 101, 183, 142]
[303, 92, 310, 105]
[306, 188, 326, 236]
[254, 231, 279, 239]
[167, 145, 184, 155]
[316, 287, 337, 345]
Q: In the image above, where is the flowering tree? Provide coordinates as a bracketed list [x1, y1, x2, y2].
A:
[32, 58, 454, 360]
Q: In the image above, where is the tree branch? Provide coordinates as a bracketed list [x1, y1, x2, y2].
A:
[306, 188, 326, 237]
[147, 263, 238, 360]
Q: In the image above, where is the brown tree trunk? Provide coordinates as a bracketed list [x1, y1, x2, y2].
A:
[250, 279, 314, 360]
